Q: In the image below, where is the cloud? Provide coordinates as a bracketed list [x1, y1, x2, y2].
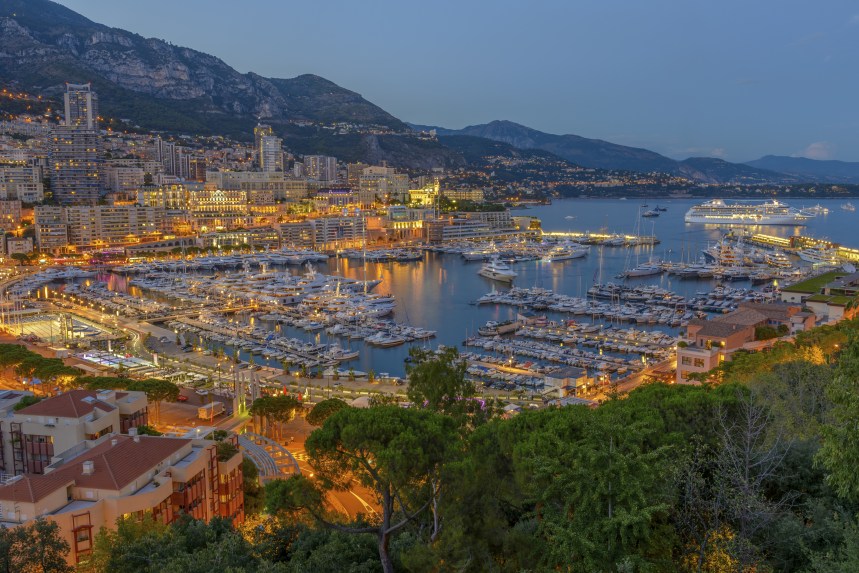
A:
[850, 13, 859, 25]
[793, 141, 835, 160]
[674, 147, 728, 159]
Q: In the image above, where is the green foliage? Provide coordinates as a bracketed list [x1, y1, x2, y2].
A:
[818, 336, 859, 501]
[12, 394, 41, 411]
[755, 325, 781, 340]
[215, 441, 239, 462]
[133, 424, 162, 436]
[0, 517, 72, 573]
[241, 456, 265, 516]
[306, 398, 349, 426]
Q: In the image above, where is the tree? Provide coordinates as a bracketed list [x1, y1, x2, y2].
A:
[134, 424, 162, 436]
[269, 406, 457, 573]
[249, 395, 301, 439]
[306, 398, 349, 427]
[818, 336, 859, 501]
[0, 517, 72, 573]
[10, 253, 29, 266]
[13, 395, 41, 411]
[406, 346, 498, 427]
[127, 378, 180, 423]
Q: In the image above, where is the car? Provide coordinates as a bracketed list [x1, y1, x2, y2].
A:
[177, 395, 188, 402]
[332, 382, 342, 388]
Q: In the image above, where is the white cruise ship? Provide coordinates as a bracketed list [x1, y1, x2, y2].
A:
[684, 199, 809, 225]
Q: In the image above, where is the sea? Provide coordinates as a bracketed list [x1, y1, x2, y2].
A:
[116, 198, 859, 377]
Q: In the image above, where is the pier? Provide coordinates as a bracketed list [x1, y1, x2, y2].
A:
[542, 231, 660, 245]
[745, 233, 859, 262]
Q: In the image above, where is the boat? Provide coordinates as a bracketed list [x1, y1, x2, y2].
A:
[478, 257, 518, 283]
[622, 262, 663, 278]
[801, 204, 829, 216]
[684, 199, 809, 225]
[798, 246, 841, 266]
[541, 242, 589, 262]
[641, 209, 660, 218]
[842, 202, 856, 212]
[654, 205, 668, 212]
[478, 320, 521, 336]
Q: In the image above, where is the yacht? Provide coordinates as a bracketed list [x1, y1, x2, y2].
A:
[641, 209, 660, 218]
[684, 199, 809, 225]
[798, 246, 841, 266]
[801, 204, 829, 216]
[541, 242, 589, 262]
[842, 202, 856, 212]
[478, 258, 518, 283]
[622, 262, 663, 278]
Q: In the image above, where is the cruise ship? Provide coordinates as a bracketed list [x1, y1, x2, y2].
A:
[684, 199, 809, 225]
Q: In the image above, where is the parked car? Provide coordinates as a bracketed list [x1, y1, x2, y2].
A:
[177, 395, 188, 402]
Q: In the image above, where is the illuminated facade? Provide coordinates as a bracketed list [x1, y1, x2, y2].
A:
[49, 126, 103, 205]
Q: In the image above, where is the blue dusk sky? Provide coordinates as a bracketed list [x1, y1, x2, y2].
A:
[56, 0, 859, 162]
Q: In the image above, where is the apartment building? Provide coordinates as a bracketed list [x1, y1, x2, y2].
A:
[0, 200, 22, 232]
[0, 389, 149, 476]
[675, 302, 815, 383]
[0, 433, 244, 564]
[34, 205, 69, 252]
[64, 206, 165, 248]
[0, 165, 45, 202]
[357, 166, 409, 206]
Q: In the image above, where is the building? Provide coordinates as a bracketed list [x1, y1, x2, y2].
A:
[304, 155, 337, 182]
[781, 269, 859, 322]
[198, 226, 282, 250]
[34, 205, 69, 252]
[62, 206, 165, 249]
[5, 237, 33, 256]
[154, 137, 190, 179]
[259, 135, 284, 172]
[63, 83, 98, 130]
[0, 165, 45, 202]
[0, 433, 244, 564]
[137, 184, 190, 210]
[675, 302, 815, 383]
[49, 126, 102, 205]
[104, 164, 145, 196]
[357, 166, 409, 206]
[207, 171, 312, 202]
[1, 389, 148, 475]
[254, 123, 273, 159]
[186, 185, 250, 232]
[0, 200, 22, 232]
[544, 366, 595, 396]
[443, 188, 485, 203]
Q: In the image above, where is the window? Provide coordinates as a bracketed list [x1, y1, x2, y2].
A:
[681, 356, 692, 366]
[693, 358, 705, 368]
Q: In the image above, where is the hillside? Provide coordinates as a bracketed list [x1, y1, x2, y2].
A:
[678, 157, 799, 185]
[745, 155, 859, 184]
[0, 0, 470, 167]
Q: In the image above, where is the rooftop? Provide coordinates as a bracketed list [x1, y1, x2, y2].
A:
[16, 389, 116, 419]
[546, 366, 588, 379]
[0, 436, 190, 503]
[782, 270, 844, 294]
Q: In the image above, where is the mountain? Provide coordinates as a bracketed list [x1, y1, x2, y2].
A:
[677, 157, 800, 185]
[0, 0, 466, 167]
[420, 120, 803, 184]
[435, 120, 679, 174]
[745, 156, 859, 184]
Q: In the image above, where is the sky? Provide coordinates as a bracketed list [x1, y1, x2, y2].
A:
[54, 0, 859, 162]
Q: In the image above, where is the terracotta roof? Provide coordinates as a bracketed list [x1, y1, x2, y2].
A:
[695, 321, 755, 338]
[712, 308, 769, 326]
[0, 436, 191, 503]
[737, 302, 798, 321]
[0, 474, 75, 504]
[16, 390, 116, 419]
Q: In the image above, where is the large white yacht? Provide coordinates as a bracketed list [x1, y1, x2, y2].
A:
[478, 257, 518, 283]
[541, 242, 589, 262]
[684, 199, 809, 225]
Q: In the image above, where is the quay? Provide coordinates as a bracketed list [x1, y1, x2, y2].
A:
[542, 230, 660, 245]
[745, 233, 859, 262]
